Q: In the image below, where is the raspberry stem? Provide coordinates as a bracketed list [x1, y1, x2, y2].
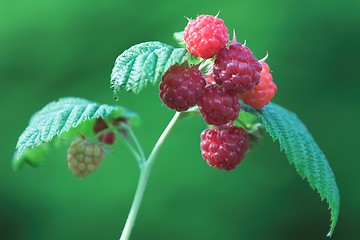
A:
[235, 119, 251, 131]
[119, 111, 183, 240]
[116, 122, 147, 168]
[127, 125, 146, 166]
[181, 106, 201, 119]
[105, 120, 145, 167]
[93, 128, 113, 140]
[198, 58, 214, 74]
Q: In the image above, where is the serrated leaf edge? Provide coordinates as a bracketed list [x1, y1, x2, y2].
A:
[242, 102, 340, 237]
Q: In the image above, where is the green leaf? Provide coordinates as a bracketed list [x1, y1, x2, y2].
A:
[110, 41, 196, 97]
[13, 97, 139, 171]
[242, 102, 340, 237]
[173, 31, 185, 47]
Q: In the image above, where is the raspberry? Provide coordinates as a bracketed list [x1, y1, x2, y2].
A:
[197, 84, 240, 126]
[200, 126, 248, 170]
[93, 118, 115, 145]
[183, 15, 229, 59]
[239, 61, 277, 109]
[213, 42, 262, 93]
[159, 62, 206, 112]
[67, 138, 105, 178]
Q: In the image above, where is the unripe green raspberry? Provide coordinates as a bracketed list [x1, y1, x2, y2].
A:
[67, 138, 105, 178]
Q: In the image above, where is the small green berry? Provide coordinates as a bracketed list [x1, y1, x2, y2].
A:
[67, 138, 105, 178]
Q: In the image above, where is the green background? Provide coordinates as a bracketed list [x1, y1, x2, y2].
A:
[1, 0, 359, 239]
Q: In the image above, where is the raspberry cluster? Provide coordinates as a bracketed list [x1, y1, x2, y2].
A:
[67, 138, 105, 178]
[159, 14, 277, 170]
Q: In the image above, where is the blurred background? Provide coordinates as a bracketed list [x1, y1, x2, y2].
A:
[1, 0, 359, 239]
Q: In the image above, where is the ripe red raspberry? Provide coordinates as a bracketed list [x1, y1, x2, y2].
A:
[93, 118, 115, 145]
[183, 14, 229, 59]
[159, 62, 206, 112]
[239, 61, 277, 109]
[200, 126, 248, 170]
[67, 138, 105, 178]
[213, 42, 262, 93]
[197, 84, 240, 126]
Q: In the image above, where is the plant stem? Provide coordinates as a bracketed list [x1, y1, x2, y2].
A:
[105, 119, 145, 167]
[118, 136, 143, 166]
[119, 111, 183, 240]
[236, 119, 251, 131]
[127, 126, 146, 165]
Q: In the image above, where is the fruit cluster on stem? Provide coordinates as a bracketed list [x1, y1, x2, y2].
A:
[159, 14, 277, 170]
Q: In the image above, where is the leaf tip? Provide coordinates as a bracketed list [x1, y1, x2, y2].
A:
[12, 152, 22, 172]
[327, 226, 335, 238]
